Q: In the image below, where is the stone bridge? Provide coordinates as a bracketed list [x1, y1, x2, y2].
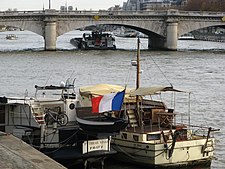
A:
[0, 9, 225, 50]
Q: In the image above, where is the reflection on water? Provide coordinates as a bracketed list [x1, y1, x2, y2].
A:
[67, 158, 211, 169]
[106, 160, 211, 169]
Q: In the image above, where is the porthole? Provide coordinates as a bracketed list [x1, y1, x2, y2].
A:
[69, 103, 75, 110]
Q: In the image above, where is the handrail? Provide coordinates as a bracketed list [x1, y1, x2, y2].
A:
[0, 10, 225, 17]
[175, 123, 220, 132]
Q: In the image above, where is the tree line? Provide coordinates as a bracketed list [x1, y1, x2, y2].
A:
[184, 0, 225, 11]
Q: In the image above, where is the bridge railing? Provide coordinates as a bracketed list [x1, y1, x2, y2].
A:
[0, 10, 225, 17]
[0, 10, 44, 16]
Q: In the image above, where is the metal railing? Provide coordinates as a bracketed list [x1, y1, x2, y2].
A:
[0, 9, 225, 17]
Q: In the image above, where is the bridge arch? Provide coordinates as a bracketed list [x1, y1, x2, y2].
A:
[57, 21, 166, 50]
[178, 20, 225, 37]
[0, 21, 44, 36]
[56, 20, 166, 38]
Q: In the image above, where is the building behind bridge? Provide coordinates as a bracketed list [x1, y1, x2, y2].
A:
[121, 0, 188, 11]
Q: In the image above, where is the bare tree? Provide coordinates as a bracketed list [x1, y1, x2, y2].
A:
[184, 0, 225, 11]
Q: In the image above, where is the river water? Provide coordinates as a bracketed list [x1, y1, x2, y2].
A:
[0, 30, 224, 169]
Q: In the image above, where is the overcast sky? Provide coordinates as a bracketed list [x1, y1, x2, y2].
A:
[0, 0, 125, 11]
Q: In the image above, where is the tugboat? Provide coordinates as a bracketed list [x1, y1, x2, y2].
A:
[0, 79, 127, 168]
[70, 31, 116, 50]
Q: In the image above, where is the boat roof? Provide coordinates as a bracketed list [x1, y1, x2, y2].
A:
[35, 85, 73, 91]
[79, 84, 131, 96]
[4, 97, 34, 105]
[79, 84, 187, 96]
[130, 86, 187, 96]
[84, 31, 113, 36]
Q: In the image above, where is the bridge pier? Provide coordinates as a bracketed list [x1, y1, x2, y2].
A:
[44, 21, 57, 51]
[165, 22, 178, 51]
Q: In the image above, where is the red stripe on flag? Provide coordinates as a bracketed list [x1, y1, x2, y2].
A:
[91, 96, 103, 113]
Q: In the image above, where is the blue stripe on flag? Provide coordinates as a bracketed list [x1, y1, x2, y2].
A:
[112, 90, 125, 111]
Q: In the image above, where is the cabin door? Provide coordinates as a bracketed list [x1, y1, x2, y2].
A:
[0, 105, 5, 132]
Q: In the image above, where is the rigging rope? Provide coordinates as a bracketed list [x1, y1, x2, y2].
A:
[138, 39, 173, 87]
[148, 55, 173, 87]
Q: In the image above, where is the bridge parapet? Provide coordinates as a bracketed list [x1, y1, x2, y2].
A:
[0, 10, 224, 17]
[0, 10, 44, 16]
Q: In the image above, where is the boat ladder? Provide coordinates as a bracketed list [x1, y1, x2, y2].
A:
[201, 127, 214, 154]
[32, 105, 45, 124]
[34, 114, 45, 124]
[127, 110, 138, 128]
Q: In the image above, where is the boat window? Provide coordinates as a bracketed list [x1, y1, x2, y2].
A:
[168, 109, 174, 113]
[133, 135, 139, 141]
[122, 133, 127, 139]
[147, 134, 161, 141]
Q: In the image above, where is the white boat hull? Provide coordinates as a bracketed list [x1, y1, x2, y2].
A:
[112, 136, 214, 167]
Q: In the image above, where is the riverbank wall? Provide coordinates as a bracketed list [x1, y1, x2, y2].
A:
[0, 132, 66, 169]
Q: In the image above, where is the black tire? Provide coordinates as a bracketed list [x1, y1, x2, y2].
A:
[44, 113, 55, 125]
[57, 113, 69, 126]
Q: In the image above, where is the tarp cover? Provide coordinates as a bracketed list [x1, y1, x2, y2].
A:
[79, 84, 132, 96]
[130, 86, 186, 96]
[79, 84, 186, 98]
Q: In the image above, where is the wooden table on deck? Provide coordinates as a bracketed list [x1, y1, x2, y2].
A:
[157, 112, 177, 128]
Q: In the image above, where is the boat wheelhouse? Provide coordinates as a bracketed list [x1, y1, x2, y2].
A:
[70, 31, 116, 50]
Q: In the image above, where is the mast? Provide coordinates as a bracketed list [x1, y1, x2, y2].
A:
[49, 0, 51, 9]
[136, 37, 142, 129]
[136, 37, 140, 89]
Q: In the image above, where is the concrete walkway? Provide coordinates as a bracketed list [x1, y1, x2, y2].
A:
[0, 132, 66, 169]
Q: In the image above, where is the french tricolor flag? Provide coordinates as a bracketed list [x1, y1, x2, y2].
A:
[91, 90, 125, 113]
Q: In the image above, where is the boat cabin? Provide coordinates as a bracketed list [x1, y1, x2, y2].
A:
[71, 31, 116, 50]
